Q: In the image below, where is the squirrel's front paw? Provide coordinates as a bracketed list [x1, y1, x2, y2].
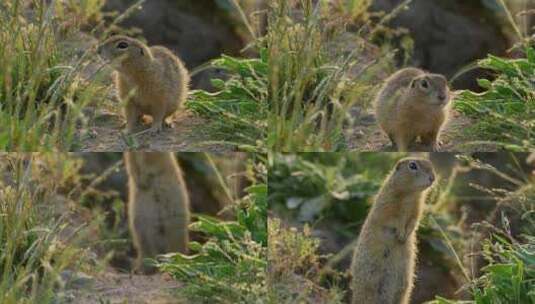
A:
[429, 141, 442, 152]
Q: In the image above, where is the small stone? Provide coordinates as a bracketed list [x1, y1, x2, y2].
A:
[353, 130, 365, 139]
[61, 270, 95, 289]
[360, 114, 376, 126]
[88, 130, 98, 138]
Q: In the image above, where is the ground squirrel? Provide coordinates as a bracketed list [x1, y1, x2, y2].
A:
[350, 157, 435, 304]
[98, 36, 190, 134]
[124, 152, 190, 273]
[375, 68, 451, 152]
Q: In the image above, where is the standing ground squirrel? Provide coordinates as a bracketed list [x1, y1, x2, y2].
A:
[350, 157, 435, 304]
[375, 68, 451, 152]
[124, 152, 190, 273]
[98, 36, 190, 134]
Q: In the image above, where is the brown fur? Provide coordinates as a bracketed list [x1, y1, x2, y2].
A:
[375, 68, 451, 151]
[124, 152, 190, 273]
[351, 158, 435, 304]
[98, 36, 190, 134]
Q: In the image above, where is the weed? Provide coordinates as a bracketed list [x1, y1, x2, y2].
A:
[267, 218, 345, 303]
[157, 154, 267, 303]
[453, 1, 535, 151]
[187, 54, 268, 153]
[428, 158, 535, 303]
[267, 0, 400, 151]
[0, 154, 88, 303]
[454, 49, 535, 151]
[0, 0, 109, 151]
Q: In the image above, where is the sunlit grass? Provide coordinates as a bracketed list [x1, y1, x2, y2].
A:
[267, 0, 400, 152]
[187, 54, 268, 153]
[0, 154, 87, 304]
[452, 0, 535, 151]
[0, 0, 110, 151]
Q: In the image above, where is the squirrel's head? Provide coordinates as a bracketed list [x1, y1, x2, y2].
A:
[97, 35, 150, 70]
[390, 157, 435, 192]
[409, 73, 450, 107]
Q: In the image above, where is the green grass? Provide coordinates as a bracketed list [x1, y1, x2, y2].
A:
[1, 0, 267, 152]
[0, 0, 109, 151]
[267, 218, 345, 303]
[267, 0, 355, 151]
[267, 0, 400, 152]
[429, 183, 535, 304]
[1, 152, 266, 303]
[0, 154, 89, 304]
[157, 154, 267, 303]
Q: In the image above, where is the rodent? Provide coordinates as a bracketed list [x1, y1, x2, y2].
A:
[124, 152, 190, 273]
[350, 157, 436, 304]
[374, 67, 451, 152]
[97, 35, 190, 134]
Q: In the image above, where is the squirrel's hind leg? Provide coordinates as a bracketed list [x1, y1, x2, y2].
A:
[148, 110, 166, 134]
[421, 130, 440, 151]
[125, 102, 143, 133]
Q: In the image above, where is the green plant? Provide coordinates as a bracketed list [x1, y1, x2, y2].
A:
[267, 218, 345, 304]
[268, 153, 401, 224]
[55, 0, 106, 28]
[157, 155, 267, 303]
[474, 236, 535, 303]
[0, 0, 109, 151]
[453, 0, 535, 151]
[331, 0, 373, 20]
[454, 48, 535, 151]
[187, 53, 268, 153]
[0, 154, 87, 304]
[267, 0, 402, 152]
[428, 235, 535, 304]
[268, 0, 354, 151]
[427, 157, 535, 304]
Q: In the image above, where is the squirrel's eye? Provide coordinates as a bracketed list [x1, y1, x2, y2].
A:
[117, 42, 129, 49]
[408, 161, 418, 171]
[420, 79, 429, 89]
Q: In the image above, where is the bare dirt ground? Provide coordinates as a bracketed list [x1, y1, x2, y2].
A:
[78, 108, 233, 152]
[345, 106, 495, 152]
[65, 270, 186, 304]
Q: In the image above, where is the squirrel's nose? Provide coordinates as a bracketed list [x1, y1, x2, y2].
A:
[438, 94, 447, 101]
